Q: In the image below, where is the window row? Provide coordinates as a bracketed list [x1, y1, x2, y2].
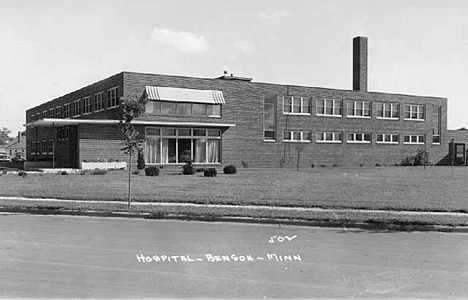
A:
[29, 87, 119, 121]
[281, 97, 428, 121]
[145, 128, 221, 164]
[279, 132, 433, 145]
[145, 101, 221, 117]
[30, 140, 53, 155]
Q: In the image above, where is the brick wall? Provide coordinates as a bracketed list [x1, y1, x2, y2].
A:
[123, 72, 448, 168]
[25, 71, 452, 168]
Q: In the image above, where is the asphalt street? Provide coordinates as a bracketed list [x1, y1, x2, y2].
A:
[1, 213, 467, 299]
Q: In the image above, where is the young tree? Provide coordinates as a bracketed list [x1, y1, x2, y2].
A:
[118, 95, 148, 208]
[295, 142, 306, 171]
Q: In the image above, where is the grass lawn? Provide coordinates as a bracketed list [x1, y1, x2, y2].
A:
[1, 166, 467, 213]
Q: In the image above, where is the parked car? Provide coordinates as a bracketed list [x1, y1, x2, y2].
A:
[0, 153, 11, 162]
[11, 154, 27, 162]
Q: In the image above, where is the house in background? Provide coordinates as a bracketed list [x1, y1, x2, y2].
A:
[24, 37, 468, 169]
[5, 131, 26, 159]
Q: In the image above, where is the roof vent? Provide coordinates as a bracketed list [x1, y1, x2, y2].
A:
[216, 72, 253, 82]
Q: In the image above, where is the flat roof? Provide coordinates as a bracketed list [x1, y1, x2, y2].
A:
[24, 118, 236, 128]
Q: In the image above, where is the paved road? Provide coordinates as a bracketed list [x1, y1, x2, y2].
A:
[1, 213, 467, 299]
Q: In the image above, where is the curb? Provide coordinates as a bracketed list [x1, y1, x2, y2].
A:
[2, 206, 468, 233]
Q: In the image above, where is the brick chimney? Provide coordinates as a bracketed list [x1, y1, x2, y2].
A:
[353, 36, 368, 92]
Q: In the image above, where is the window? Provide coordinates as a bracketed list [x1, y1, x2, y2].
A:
[145, 128, 221, 164]
[316, 132, 342, 143]
[264, 94, 277, 141]
[42, 110, 47, 119]
[94, 92, 104, 111]
[48, 140, 54, 153]
[283, 96, 311, 114]
[30, 141, 36, 155]
[347, 100, 371, 118]
[376, 102, 399, 119]
[347, 133, 371, 143]
[42, 140, 48, 154]
[316, 99, 342, 116]
[404, 104, 425, 121]
[48, 108, 54, 118]
[73, 100, 81, 117]
[177, 103, 191, 116]
[404, 135, 425, 144]
[161, 101, 177, 114]
[283, 131, 311, 142]
[376, 134, 399, 144]
[63, 104, 70, 118]
[207, 104, 221, 117]
[55, 106, 62, 118]
[83, 96, 93, 115]
[107, 87, 119, 108]
[432, 105, 441, 144]
[149, 101, 221, 118]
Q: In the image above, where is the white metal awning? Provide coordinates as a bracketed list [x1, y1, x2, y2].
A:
[25, 118, 235, 128]
[144, 86, 225, 104]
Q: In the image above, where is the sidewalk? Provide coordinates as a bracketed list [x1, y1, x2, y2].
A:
[1, 196, 467, 232]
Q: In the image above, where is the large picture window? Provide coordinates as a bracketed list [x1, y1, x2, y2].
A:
[145, 128, 221, 164]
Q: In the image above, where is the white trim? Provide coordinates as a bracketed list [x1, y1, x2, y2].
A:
[347, 115, 371, 119]
[316, 114, 342, 118]
[403, 118, 425, 122]
[376, 117, 399, 120]
[25, 118, 236, 128]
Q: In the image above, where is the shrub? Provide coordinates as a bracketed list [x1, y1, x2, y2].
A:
[196, 168, 205, 173]
[145, 166, 159, 176]
[401, 149, 430, 166]
[132, 170, 140, 175]
[223, 165, 237, 175]
[332, 164, 338, 167]
[79, 170, 86, 175]
[61, 171, 68, 175]
[137, 151, 145, 170]
[92, 169, 108, 175]
[182, 160, 195, 175]
[204, 168, 217, 177]
[320, 164, 327, 168]
[18, 171, 27, 177]
[311, 164, 315, 168]
[375, 163, 381, 167]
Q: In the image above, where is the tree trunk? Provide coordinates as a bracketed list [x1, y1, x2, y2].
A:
[127, 151, 132, 209]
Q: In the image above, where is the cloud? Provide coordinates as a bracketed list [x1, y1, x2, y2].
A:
[150, 27, 210, 53]
[231, 40, 256, 54]
[258, 10, 290, 20]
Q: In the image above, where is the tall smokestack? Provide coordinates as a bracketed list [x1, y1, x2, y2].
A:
[18, 131, 21, 143]
[353, 36, 368, 92]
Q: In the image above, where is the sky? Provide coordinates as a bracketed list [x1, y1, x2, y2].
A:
[0, 0, 467, 136]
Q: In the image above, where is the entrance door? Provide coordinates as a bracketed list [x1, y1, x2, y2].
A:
[455, 143, 466, 165]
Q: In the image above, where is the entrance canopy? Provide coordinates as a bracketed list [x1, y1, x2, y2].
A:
[144, 86, 225, 104]
[25, 118, 236, 128]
